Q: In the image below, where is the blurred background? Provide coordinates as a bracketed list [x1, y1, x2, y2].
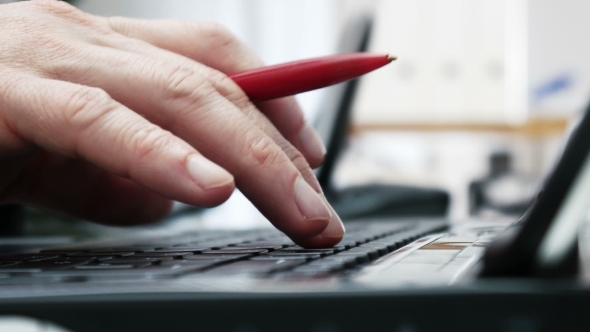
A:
[4, 0, 590, 238]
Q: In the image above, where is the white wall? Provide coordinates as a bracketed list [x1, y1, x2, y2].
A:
[354, 0, 527, 125]
[353, 0, 590, 125]
[528, 0, 590, 116]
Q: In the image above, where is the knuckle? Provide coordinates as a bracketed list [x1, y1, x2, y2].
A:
[198, 21, 240, 54]
[206, 69, 231, 89]
[127, 125, 176, 161]
[277, 136, 309, 167]
[287, 148, 311, 174]
[30, 0, 72, 11]
[165, 66, 205, 100]
[31, 0, 109, 32]
[206, 69, 249, 103]
[280, 142, 317, 187]
[64, 87, 114, 125]
[0, 69, 24, 101]
[63, 87, 121, 147]
[30, 0, 82, 18]
[196, 21, 261, 69]
[106, 16, 135, 35]
[199, 21, 235, 43]
[248, 134, 287, 169]
[160, 65, 221, 123]
[0, 72, 31, 153]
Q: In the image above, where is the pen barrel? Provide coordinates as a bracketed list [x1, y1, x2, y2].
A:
[229, 53, 391, 102]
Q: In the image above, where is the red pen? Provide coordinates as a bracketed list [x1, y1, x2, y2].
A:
[229, 53, 396, 102]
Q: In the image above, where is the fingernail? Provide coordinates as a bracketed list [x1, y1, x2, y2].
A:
[298, 122, 326, 161]
[186, 155, 234, 190]
[318, 198, 345, 239]
[294, 176, 332, 222]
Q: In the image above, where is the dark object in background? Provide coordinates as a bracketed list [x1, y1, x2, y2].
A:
[326, 184, 449, 220]
[469, 152, 537, 216]
[0, 204, 24, 236]
[315, 14, 449, 220]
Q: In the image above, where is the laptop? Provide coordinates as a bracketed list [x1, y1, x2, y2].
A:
[1, 16, 590, 332]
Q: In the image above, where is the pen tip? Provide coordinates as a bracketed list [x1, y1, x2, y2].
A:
[387, 54, 398, 62]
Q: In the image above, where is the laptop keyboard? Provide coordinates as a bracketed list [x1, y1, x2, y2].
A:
[0, 221, 447, 283]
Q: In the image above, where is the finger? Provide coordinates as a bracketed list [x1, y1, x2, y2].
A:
[0, 152, 173, 226]
[42, 46, 335, 240]
[106, 17, 327, 168]
[1, 73, 235, 209]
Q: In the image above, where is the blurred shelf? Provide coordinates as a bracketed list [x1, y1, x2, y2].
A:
[351, 118, 570, 136]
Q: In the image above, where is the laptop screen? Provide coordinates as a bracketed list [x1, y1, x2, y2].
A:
[483, 105, 590, 276]
[314, 14, 372, 190]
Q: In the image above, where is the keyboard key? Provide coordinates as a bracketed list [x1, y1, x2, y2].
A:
[338, 240, 359, 249]
[155, 259, 227, 270]
[279, 248, 335, 256]
[371, 237, 405, 251]
[33, 251, 83, 257]
[103, 247, 159, 252]
[40, 248, 88, 253]
[265, 252, 322, 260]
[38, 263, 213, 279]
[340, 236, 367, 246]
[212, 249, 268, 255]
[347, 248, 379, 260]
[250, 256, 316, 261]
[75, 262, 152, 269]
[0, 254, 59, 262]
[66, 254, 114, 261]
[330, 246, 348, 252]
[290, 264, 341, 273]
[158, 247, 211, 253]
[204, 259, 306, 275]
[192, 241, 234, 250]
[133, 252, 193, 258]
[183, 254, 249, 264]
[73, 252, 135, 257]
[241, 242, 293, 248]
[103, 257, 170, 264]
[359, 243, 389, 256]
[223, 245, 283, 251]
[0, 258, 89, 272]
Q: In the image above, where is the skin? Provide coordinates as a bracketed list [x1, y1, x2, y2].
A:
[0, 0, 345, 247]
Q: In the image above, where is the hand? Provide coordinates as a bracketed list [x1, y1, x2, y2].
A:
[0, 0, 344, 247]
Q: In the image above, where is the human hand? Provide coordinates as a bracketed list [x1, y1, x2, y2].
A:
[0, 0, 344, 247]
